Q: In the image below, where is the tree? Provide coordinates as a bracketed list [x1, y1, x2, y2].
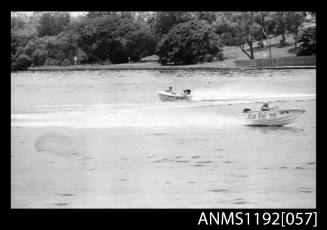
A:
[23, 27, 80, 67]
[31, 49, 47, 66]
[273, 12, 287, 46]
[11, 54, 32, 71]
[86, 11, 116, 18]
[119, 11, 136, 19]
[11, 29, 37, 57]
[126, 27, 156, 61]
[37, 12, 70, 37]
[213, 14, 238, 46]
[254, 12, 277, 58]
[296, 26, 316, 56]
[284, 12, 305, 48]
[11, 16, 25, 30]
[136, 12, 153, 25]
[156, 19, 222, 65]
[195, 12, 217, 24]
[151, 12, 194, 37]
[229, 12, 262, 59]
[273, 12, 304, 47]
[76, 14, 155, 64]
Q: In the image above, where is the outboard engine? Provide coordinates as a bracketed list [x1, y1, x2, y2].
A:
[184, 89, 191, 95]
[243, 108, 251, 113]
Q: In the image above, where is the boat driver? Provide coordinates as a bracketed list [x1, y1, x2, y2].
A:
[166, 86, 173, 92]
[261, 103, 270, 111]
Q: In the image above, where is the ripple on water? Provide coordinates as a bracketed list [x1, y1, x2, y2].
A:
[261, 167, 271, 170]
[191, 155, 200, 159]
[224, 161, 235, 164]
[209, 189, 229, 193]
[34, 132, 83, 157]
[175, 160, 189, 163]
[193, 164, 205, 167]
[196, 161, 214, 164]
[152, 158, 172, 163]
[231, 174, 247, 177]
[233, 201, 248, 205]
[299, 190, 313, 193]
[214, 148, 225, 152]
[295, 166, 305, 169]
[153, 133, 168, 136]
[56, 193, 74, 196]
[152, 160, 165, 163]
[53, 203, 69, 206]
[82, 157, 93, 160]
[60, 193, 74, 197]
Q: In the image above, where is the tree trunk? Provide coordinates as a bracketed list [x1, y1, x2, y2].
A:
[268, 37, 272, 58]
[249, 42, 254, 59]
[262, 28, 272, 59]
[239, 43, 254, 59]
[280, 33, 285, 47]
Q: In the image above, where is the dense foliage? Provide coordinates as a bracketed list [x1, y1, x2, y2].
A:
[75, 14, 156, 63]
[157, 20, 222, 65]
[37, 12, 71, 37]
[11, 11, 315, 71]
[11, 54, 32, 71]
[296, 26, 316, 56]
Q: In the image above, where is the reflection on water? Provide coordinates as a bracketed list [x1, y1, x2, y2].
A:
[247, 126, 305, 134]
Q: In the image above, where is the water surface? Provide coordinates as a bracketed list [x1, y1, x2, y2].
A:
[11, 69, 316, 208]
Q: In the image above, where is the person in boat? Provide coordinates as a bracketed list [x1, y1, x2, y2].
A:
[261, 103, 270, 111]
[183, 89, 191, 95]
[165, 86, 173, 93]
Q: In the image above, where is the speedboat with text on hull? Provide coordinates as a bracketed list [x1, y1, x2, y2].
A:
[240, 106, 305, 126]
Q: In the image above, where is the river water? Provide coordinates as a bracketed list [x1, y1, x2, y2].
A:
[11, 69, 316, 208]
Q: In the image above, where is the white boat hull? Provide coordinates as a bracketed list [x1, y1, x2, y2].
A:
[157, 91, 192, 101]
[240, 109, 305, 126]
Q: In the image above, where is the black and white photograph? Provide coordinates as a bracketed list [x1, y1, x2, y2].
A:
[11, 11, 316, 210]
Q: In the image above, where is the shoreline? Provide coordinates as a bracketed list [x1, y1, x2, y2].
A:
[26, 65, 316, 72]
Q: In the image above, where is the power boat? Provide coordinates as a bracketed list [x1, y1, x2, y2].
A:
[157, 89, 192, 101]
[240, 106, 305, 126]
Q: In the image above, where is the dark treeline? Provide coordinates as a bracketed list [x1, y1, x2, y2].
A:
[11, 11, 316, 71]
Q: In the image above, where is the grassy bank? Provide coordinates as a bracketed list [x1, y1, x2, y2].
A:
[28, 35, 315, 71]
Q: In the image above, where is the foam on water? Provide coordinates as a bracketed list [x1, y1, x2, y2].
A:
[191, 87, 315, 102]
[11, 87, 315, 129]
[11, 105, 240, 128]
